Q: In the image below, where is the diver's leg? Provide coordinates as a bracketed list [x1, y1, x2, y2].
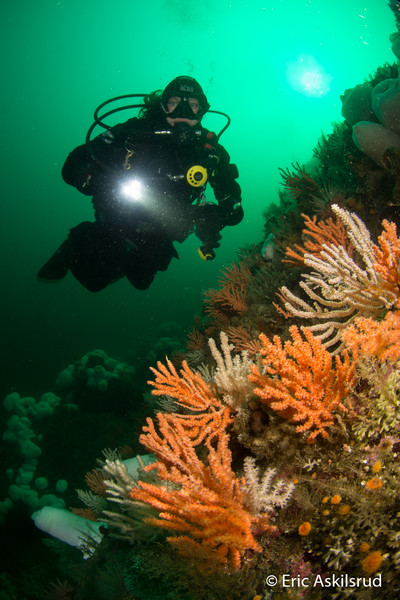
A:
[37, 222, 123, 292]
[67, 222, 123, 292]
[37, 238, 73, 281]
[123, 238, 178, 290]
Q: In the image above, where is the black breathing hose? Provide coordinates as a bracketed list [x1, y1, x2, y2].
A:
[85, 94, 231, 146]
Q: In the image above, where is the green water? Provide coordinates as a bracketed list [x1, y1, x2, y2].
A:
[1, 0, 395, 396]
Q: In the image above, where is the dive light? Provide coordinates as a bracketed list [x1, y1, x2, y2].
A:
[120, 178, 144, 202]
[118, 165, 207, 204]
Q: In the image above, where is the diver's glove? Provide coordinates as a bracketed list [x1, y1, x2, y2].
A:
[198, 244, 216, 261]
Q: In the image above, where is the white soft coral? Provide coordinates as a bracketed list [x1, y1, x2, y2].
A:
[241, 456, 294, 515]
[208, 331, 255, 410]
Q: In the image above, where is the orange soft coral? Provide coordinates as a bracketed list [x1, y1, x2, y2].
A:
[248, 326, 355, 442]
[373, 219, 400, 303]
[203, 262, 250, 321]
[131, 413, 264, 569]
[341, 218, 400, 362]
[147, 358, 232, 445]
[342, 310, 400, 363]
[148, 358, 220, 414]
[278, 163, 320, 199]
[226, 325, 263, 357]
[284, 213, 354, 265]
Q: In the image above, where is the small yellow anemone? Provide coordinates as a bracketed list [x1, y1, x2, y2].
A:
[339, 504, 351, 516]
[372, 461, 382, 473]
[298, 521, 312, 536]
[366, 477, 382, 490]
[361, 550, 383, 574]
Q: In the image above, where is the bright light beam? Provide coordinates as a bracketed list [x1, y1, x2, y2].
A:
[120, 178, 143, 202]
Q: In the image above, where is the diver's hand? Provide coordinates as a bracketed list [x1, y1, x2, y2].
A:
[219, 201, 244, 226]
[198, 244, 216, 261]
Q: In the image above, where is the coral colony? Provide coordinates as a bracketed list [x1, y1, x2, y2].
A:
[4, 7, 400, 600]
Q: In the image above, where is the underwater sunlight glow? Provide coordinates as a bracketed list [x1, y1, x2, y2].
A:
[286, 54, 332, 97]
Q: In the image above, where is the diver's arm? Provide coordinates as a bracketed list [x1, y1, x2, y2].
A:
[62, 120, 137, 195]
[62, 144, 100, 195]
[194, 142, 243, 256]
[209, 144, 244, 226]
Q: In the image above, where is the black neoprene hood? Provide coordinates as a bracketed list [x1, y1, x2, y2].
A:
[161, 76, 210, 118]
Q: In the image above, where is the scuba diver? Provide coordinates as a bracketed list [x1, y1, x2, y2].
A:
[37, 76, 243, 291]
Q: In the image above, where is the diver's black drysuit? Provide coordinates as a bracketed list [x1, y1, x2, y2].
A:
[38, 114, 243, 291]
